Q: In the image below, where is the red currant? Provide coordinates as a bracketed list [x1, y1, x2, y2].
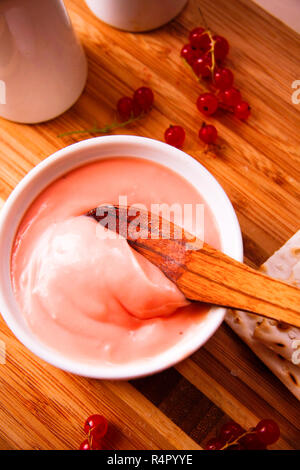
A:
[84, 414, 108, 438]
[189, 27, 205, 44]
[226, 443, 244, 451]
[219, 87, 242, 107]
[240, 432, 266, 450]
[213, 35, 229, 62]
[255, 419, 280, 446]
[219, 421, 244, 444]
[190, 30, 211, 52]
[180, 44, 195, 65]
[133, 87, 154, 113]
[89, 425, 107, 446]
[164, 125, 185, 148]
[205, 438, 222, 450]
[214, 68, 234, 90]
[180, 44, 203, 66]
[90, 436, 103, 450]
[197, 93, 219, 116]
[79, 439, 91, 450]
[132, 101, 142, 117]
[192, 53, 212, 78]
[117, 96, 134, 121]
[234, 101, 251, 120]
[199, 123, 218, 144]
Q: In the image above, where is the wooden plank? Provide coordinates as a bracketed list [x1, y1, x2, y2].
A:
[175, 359, 293, 450]
[0, 319, 200, 450]
[0, 0, 299, 450]
[192, 348, 300, 449]
[204, 326, 300, 429]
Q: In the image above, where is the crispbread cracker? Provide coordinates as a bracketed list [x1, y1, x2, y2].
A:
[225, 230, 300, 400]
[253, 319, 300, 362]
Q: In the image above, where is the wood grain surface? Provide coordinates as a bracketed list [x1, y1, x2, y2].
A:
[0, 0, 299, 450]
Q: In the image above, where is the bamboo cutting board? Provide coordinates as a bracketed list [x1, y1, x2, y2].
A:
[0, 0, 299, 450]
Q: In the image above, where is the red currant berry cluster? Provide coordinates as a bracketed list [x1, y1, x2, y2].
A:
[205, 418, 280, 451]
[178, 25, 251, 150]
[59, 87, 154, 137]
[79, 414, 108, 450]
[117, 86, 154, 121]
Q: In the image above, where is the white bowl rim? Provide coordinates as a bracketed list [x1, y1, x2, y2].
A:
[0, 135, 243, 379]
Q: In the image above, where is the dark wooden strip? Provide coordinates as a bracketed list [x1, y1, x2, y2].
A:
[132, 368, 227, 446]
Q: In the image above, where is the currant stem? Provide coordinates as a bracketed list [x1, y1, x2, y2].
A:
[182, 30, 216, 86]
[181, 58, 211, 93]
[58, 114, 144, 138]
[220, 430, 256, 450]
[197, 5, 216, 79]
[205, 30, 216, 79]
[88, 429, 92, 450]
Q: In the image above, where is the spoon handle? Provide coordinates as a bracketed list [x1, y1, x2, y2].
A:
[175, 245, 300, 327]
[127, 237, 300, 327]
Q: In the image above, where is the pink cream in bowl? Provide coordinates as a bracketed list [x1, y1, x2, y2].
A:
[11, 157, 221, 365]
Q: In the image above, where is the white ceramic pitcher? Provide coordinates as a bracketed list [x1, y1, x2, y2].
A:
[85, 0, 188, 32]
[0, 0, 87, 124]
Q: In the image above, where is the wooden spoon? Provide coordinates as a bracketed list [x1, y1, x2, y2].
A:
[86, 205, 300, 327]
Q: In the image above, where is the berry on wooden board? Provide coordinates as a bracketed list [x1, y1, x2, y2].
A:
[255, 419, 280, 446]
[133, 86, 154, 113]
[199, 123, 218, 145]
[181, 44, 198, 65]
[214, 67, 234, 90]
[80, 414, 108, 450]
[164, 125, 186, 148]
[89, 438, 103, 450]
[117, 96, 134, 121]
[239, 433, 266, 450]
[213, 35, 229, 62]
[219, 87, 242, 107]
[205, 438, 223, 450]
[84, 414, 108, 438]
[219, 421, 244, 444]
[192, 54, 212, 78]
[59, 86, 154, 137]
[179, 21, 251, 142]
[189, 27, 205, 46]
[205, 418, 280, 450]
[78, 415, 279, 451]
[197, 93, 219, 116]
[79, 439, 91, 450]
[234, 101, 251, 120]
[190, 30, 211, 52]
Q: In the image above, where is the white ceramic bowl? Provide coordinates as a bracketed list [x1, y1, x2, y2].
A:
[0, 136, 243, 379]
[85, 0, 188, 32]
